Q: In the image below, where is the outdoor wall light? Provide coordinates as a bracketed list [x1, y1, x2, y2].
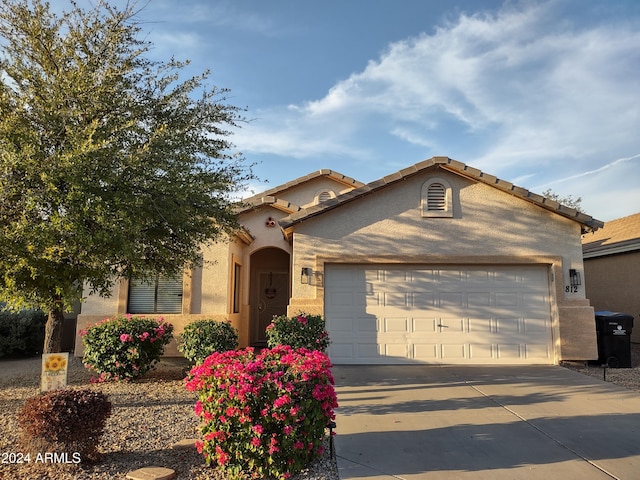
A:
[300, 267, 323, 286]
[569, 268, 582, 287]
[301, 267, 313, 284]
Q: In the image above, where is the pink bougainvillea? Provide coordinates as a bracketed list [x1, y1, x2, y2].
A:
[81, 315, 174, 381]
[186, 345, 338, 479]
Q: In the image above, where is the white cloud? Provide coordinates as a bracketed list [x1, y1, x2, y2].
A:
[235, 0, 640, 189]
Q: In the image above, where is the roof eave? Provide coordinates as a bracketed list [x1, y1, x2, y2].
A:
[279, 156, 604, 234]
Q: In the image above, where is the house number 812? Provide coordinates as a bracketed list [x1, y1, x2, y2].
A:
[565, 285, 578, 293]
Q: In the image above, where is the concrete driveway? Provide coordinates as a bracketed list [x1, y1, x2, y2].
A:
[333, 365, 640, 480]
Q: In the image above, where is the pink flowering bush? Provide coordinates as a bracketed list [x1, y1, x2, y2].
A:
[81, 314, 174, 381]
[266, 313, 330, 352]
[185, 345, 338, 479]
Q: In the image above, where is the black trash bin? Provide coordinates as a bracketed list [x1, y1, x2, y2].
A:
[594, 311, 634, 368]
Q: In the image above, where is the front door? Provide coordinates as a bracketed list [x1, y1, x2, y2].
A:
[253, 271, 289, 346]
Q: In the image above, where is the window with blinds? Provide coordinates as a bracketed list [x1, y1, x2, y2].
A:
[128, 275, 183, 314]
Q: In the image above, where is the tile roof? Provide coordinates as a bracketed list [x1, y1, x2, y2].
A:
[582, 212, 640, 258]
[279, 157, 604, 235]
[237, 169, 364, 214]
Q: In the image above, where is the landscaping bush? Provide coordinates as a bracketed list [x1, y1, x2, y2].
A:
[266, 313, 330, 352]
[186, 345, 338, 479]
[18, 388, 112, 462]
[178, 319, 238, 365]
[80, 314, 174, 381]
[0, 306, 47, 358]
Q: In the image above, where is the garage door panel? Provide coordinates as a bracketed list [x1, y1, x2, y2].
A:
[358, 343, 381, 359]
[495, 292, 519, 307]
[356, 316, 378, 333]
[468, 292, 492, 307]
[497, 344, 522, 359]
[438, 292, 464, 311]
[412, 317, 437, 332]
[330, 343, 355, 361]
[523, 317, 551, 334]
[383, 344, 408, 358]
[441, 344, 466, 359]
[384, 292, 410, 307]
[365, 292, 381, 307]
[469, 317, 494, 333]
[412, 292, 436, 308]
[469, 344, 494, 359]
[325, 264, 553, 365]
[383, 317, 409, 332]
[525, 344, 550, 358]
[328, 315, 355, 332]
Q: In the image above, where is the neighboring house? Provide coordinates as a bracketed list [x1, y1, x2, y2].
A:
[76, 157, 604, 364]
[582, 212, 640, 342]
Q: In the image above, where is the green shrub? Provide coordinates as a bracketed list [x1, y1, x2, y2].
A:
[177, 319, 238, 365]
[18, 388, 112, 462]
[0, 306, 47, 358]
[80, 314, 174, 381]
[266, 313, 330, 352]
[186, 346, 337, 479]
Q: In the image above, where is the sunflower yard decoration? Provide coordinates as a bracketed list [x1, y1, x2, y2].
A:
[41, 353, 69, 392]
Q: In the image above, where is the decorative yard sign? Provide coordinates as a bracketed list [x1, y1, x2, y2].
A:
[41, 353, 69, 392]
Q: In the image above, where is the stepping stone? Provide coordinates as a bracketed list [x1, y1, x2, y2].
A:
[126, 466, 176, 480]
[170, 438, 197, 449]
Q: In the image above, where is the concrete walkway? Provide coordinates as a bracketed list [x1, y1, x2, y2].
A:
[333, 365, 640, 480]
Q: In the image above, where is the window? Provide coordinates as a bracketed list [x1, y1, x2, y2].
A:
[232, 263, 242, 314]
[421, 178, 453, 217]
[128, 275, 183, 314]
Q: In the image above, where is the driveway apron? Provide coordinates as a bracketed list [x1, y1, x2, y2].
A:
[333, 365, 640, 480]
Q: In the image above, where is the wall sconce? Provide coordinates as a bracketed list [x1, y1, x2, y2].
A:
[301, 267, 323, 286]
[569, 269, 582, 287]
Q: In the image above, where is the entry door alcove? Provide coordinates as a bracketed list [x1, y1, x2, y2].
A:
[249, 248, 290, 346]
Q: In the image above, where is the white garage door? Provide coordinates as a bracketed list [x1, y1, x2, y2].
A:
[325, 264, 554, 365]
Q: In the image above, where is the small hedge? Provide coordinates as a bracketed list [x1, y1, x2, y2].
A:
[266, 313, 330, 352]
[80, 314, 174, 381]
[18, 388, 112, 462]
[0, 306, 47, 358]
[177, 319, 238, 365]
[186, 346, 338, 479]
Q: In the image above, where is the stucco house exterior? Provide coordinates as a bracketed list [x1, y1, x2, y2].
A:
[582, 212, 640, 342]
[76, 156, 604, 364]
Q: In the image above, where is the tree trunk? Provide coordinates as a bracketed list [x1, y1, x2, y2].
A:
[43, 304, 65, 354]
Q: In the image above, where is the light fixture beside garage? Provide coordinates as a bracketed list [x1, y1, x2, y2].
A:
[301, 267, 323, 286]
[569, 268, 582, 287]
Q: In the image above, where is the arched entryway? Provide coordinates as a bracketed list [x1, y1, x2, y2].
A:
[249, 248, 290, 346]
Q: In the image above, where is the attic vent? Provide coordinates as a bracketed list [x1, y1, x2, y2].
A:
[427, 183, 446, 211]
[318, 191, 333, 202]
[421, 177, 453, 218]
[314, 190, 335, 204]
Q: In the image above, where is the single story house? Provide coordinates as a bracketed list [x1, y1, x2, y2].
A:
[76, 157, 604, 364]
[582, 212, 640, 342]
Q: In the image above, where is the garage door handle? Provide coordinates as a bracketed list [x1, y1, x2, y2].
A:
[437, 324, 448, 328]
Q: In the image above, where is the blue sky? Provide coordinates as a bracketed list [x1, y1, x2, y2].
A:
[121, 1, 640, 221]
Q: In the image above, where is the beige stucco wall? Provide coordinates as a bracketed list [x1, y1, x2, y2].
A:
[74, 169, 598, 362]
[584, 251, 640, 342]
[75, 205, 295, 356]
[272, 177, 357, 209]
[287, 169, 597, 362]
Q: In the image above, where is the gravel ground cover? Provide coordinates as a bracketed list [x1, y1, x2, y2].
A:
[0, 355, 339, 480]
[561, 342, 640, 391]
[2, 345, 640, 480]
